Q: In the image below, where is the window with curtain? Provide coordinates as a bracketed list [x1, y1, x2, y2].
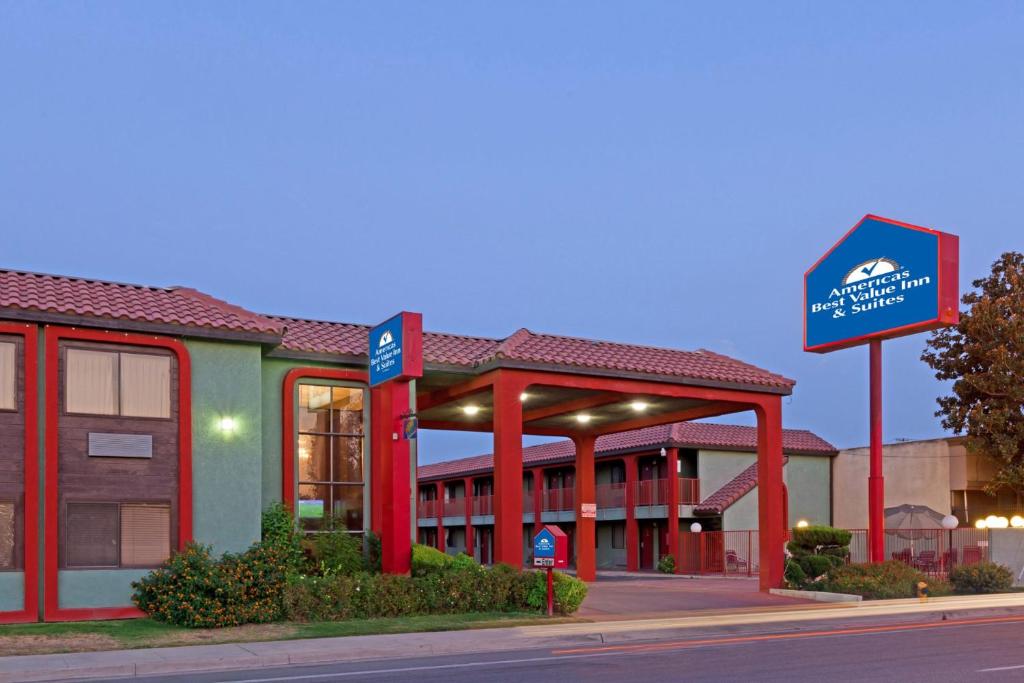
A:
[65, 501, 171, 568]
[65, 348, 171, 418]
[297, 384, 366, 533]
[0, 342, 15, 411]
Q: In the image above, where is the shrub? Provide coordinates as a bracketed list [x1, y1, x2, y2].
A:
[785, 525, 851, 589]
[411, 543, 454, 575]
[365, 530, 382, 572]
[819, 561, 951, 600]
[949, 562, 1014, 594]
[132, 541, 292, 628]
[311, 530, 367, 576]
[526, 571, 588, 615]
[261, 502, 306, 576]
[657, 554, 676, 574]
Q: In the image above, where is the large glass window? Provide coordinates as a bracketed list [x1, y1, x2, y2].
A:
[0, 342, 15, 411]
[297, 384, 366, 532]
[65, 348, 171, 418]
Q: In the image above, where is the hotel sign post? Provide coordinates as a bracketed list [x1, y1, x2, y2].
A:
[533, 525, 568, 616]
[805, 215, 959, 563]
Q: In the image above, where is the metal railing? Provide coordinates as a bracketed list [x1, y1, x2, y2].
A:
[542, 486, 575, 512]
[678, 530, 759, 576]
[678, 478, 700, 505]
[442, 498, 466, 517]
[634, 478, 670, 506]
[847, 528, 990, 576]
[596, 482, 627, 509]
[472, 494, 493, 516]
[417, 500, 438, 519]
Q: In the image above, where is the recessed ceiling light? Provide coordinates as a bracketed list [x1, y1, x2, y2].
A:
[576, 414, 592, 424]
[630, 401, 649, 412]
[463, 405, 480, 416]
[519, 392, 529, 402]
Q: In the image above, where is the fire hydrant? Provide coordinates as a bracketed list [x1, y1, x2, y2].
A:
[917, 580, 930, 602]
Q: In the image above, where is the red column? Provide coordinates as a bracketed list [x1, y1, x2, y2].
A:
[379, 380, 413, 575]
[869, 340, 885, 563]
[532, 467, 545, 536]
[625, 454, 639, 572]
[435, 481, 445, 552]
[574, 435, 597, 582]
[493, 375, 524, 568]
[464, 476, 474, 560]
[666, 447, 680, 574]
[755, 397, 785, 590]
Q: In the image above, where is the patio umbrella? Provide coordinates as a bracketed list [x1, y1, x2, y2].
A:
[884, 504, 945, 544]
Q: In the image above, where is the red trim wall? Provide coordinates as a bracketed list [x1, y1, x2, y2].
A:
[0, 323, 39, 624]
[43, 326, 192, 622]
[280, 367, 368, 510]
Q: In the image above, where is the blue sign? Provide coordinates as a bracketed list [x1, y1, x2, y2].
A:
[369, 314, 406, 386]
[533, 528, 556, 559]
[804, 215, 958, 352]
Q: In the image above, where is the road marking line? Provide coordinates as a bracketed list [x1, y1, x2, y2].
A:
[979, 664, 1024, 672]
[553, 614, 1024, 655]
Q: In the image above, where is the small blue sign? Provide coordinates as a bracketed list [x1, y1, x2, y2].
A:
[533, 528, 556, 559]
[805, 216, 957, 352]
[369, 314, 405, 386]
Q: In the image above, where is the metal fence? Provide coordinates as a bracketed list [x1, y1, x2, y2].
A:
[678, 530, 760, 576]
[543, 486, 575, 512]
[846, 528, 990, 576]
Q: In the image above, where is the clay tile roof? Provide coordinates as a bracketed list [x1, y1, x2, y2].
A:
[0, 269, 282, 337]
[416, 423, 834, 481]
[693, 456, 789, 515]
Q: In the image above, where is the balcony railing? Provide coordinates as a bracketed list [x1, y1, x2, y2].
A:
[634, 478, 670, 506]
[542, 486, 575, 512]
[523, 492, 534, 513]
[417, 499, 439, 519]
[679, 478, 700, 505]
[596, 482, 627, 509]
[472, 494, 493, 516]
[443, 498, 466, 517]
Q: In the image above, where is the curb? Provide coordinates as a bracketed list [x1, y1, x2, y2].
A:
[769, 588, 862, 603]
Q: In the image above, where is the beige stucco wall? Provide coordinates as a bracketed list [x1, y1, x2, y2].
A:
[832, 438, 952, 529]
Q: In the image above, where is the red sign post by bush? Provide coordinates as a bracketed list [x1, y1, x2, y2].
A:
[533, 525, 568, 616]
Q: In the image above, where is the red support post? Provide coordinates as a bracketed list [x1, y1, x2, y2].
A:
[464, 476, 475, 560]
[869, 340, 885, 563]
[435, 481, 445, 552]
[666, 447, 681, 574]
[574, 434, 597, 582]
[379, 380, 413, 575]
[755, 397, 786, 590]
[625, 454, 639, 572]
[493, 374, 524, 568]
[532, 467, 545, 536]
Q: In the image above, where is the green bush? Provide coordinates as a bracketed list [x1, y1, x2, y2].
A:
[949, 562, 1014, 594]
[365, 530, 382, 573]
[132, 541, 292, 628]
[261, 502, 306, 576]
[818, 561, 951, 600]
[657, 554, 676, 574]
[526, 571, 588, 615]
[411, 543, 454, 575]
[311, 530, 367, 576]
[785, 525, 851, 589]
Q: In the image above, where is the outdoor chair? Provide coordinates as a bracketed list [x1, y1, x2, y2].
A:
[725, 549, 748, 572]
[963, 545, 983, 565]
[913, 550, 938, 572]
[891, 548, 912, 564]
[940, 548, 958, 570]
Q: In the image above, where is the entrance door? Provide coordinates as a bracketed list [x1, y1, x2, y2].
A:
[477, 527, 492, 565]
[640, 523, 654, 570]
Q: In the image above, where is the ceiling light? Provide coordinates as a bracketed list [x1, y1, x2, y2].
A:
[519, 392, 529, 402]
[463, 405, 480, 416]
[576, 414, 591, 424]
[630, 401, 649, 412]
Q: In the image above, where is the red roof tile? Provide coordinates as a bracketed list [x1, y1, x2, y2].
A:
[275, 320, 792, 391]
[417, 423, 834, 481]
[0, 270, 283, 337]
[693, 457, 789, 515]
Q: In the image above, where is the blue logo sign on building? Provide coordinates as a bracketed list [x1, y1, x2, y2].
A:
[804, 215, 959, 352]
[368, 312, 423, 386]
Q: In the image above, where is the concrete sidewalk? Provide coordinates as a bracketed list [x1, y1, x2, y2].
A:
[6, 593, 1024, 683]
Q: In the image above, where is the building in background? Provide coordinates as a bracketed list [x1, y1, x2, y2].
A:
[417, 423, 836, 571]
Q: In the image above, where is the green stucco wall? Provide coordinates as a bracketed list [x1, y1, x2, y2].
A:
[697, 450, 756, 500]
[720, 454, 832, 530]
[58, 569, 149, 609]
[187, 339, 265, 555]
[0, 572, 23, 611]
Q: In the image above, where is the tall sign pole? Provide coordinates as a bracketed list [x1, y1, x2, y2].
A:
[805, 215, 958, 562]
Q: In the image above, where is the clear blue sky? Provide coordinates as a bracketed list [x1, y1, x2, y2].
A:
[2, 3, 1021, 464]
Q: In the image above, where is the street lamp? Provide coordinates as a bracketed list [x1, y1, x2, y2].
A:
[941, 515, 958, 572]
[690, 522, 702, 533]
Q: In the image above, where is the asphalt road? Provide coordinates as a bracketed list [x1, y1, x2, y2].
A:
[85, 614, 1024, 683]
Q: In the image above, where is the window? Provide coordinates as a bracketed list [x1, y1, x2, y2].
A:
[612, 524, 625, 550]
[0, 342, 15, 411]
[65, 501, 171, 568]
[296, 384, 366, 532]
[0, 502, 13, 569]
[65, 348, 171, 418]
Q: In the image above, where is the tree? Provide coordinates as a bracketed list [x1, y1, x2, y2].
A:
[922, 252, 1024, 495]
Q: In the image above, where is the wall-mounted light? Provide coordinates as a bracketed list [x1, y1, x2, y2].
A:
[217, 416, 238, 434]
[462, 405, 480, 416]
[796, 519, 809, 528]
